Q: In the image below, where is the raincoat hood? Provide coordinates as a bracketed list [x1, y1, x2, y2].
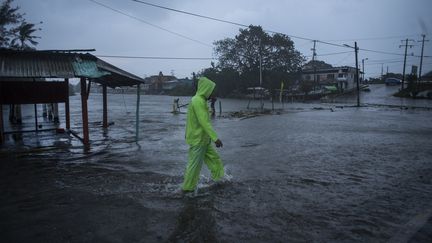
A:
[196, 77, 215, 99]
[185, 76, 218, 146]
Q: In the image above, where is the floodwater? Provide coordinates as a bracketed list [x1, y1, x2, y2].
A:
[1, 84, 432, 242]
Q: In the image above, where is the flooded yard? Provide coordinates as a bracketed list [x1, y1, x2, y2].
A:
[1, 84, 432, 242]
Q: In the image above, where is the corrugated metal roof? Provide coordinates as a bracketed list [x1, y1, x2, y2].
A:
[72, 58, 109, 78]
[93, 58, 145, 88]
[0, 50, 76, 78]
[0, 49, 145, 87]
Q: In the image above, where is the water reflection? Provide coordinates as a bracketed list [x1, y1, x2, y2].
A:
[1, 84, 432, 242]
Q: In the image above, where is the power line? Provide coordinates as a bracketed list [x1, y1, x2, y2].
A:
[131, 0, 430, 56]
[316, 40, 346, 48]
[359, 48, 405, 56]
[367, 57, 404, 63]
[359, 47, 431, 58]
[323, 34, 420, 42]
[332, 52, 353, 66]
[364, 60, 404, 65]
[317, 51, 353, 57]
[96, 55, 215, 60]
[89, 0, 211, 47]
[131, 0, 347, 47]
[94, 0, 430, 64]
[303, 51, 352, 58]
[132, 0, 249, 28]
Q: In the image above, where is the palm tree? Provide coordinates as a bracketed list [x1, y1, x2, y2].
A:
[0, 0, 22, 47]
[11, 21, 41, 50]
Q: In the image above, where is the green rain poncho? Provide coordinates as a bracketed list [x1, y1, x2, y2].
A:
[182, 77, 224, 191]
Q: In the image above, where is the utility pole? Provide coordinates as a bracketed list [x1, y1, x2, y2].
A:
[399, 39, 414, 90]
[355, 42, 360, 107]
[311, 40, 317, 90]
[259, 39, 263, 110]
[381, 63, 384, 80]
[418, 34, 429, 82]
[343, 42, 360, 107]
[362, 58, 368, 82]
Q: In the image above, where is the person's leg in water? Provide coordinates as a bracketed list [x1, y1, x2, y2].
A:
[181, 142, 224, 192]
[204, 143, 224, 181]
[182, 145, 206, 192]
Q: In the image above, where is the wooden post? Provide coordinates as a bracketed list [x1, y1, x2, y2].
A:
[33, 78, 38, 131]
[34, 104, 38, 131]
[80, 78, 89, 145]
[65, 78, 70, 130]
[271, 96, 274, 111]
[0, 104, 4, 144]
[102, 84, 108, 128]
[136, 84, 141, 141]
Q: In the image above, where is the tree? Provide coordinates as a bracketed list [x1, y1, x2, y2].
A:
[299, 80, 313, 95]
[213, 25, 305, 93]
[11, 21, 41, 50]
[0, 0, 22, 47]
[198, 65, 240, 97]
[303, 60, 332, 70]
[0, 0, 40, 49]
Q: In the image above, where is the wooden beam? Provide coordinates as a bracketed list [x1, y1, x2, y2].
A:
[32, 78, 38, 131]
[65, 78, 70, 130]
[0, 104, 4, 144]
[34, 104, 38, 132]
[86, 81, 91, 100]
[136, 84, 140, 141]
[102, 84, 108, 128]
[80, 78, 89, 145]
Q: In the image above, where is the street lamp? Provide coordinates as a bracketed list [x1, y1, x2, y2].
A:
[344, 42, 360, 107]
[362, 58, 368, 83]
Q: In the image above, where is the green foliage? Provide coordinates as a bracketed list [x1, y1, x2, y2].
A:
[299, 80, 313, 95]
[0, 0, 41, 49]
[199, 66, 240, 97]
[11, 21, 41, 50]
[303, 60, 333, 70]
[208, 25, 304, 96]
[214, 25, 304, 74]
[0, 0, 21, 47]
[169, 84, 195, 96]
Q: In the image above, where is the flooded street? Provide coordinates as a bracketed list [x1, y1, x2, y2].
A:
[1, 84, 432, 242]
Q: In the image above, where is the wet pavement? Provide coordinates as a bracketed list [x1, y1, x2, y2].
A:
[1, 84, 432, 242]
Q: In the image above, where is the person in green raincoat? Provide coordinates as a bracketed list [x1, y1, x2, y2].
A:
[182, 77, 224, 192]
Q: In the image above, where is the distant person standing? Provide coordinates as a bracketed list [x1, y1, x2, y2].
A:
[182, 77, 224, 192]
[210, 97, 217, 117]
[173, 98, 180, 113]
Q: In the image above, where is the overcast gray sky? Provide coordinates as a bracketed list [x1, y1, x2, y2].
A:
[14, 0, 432, 79]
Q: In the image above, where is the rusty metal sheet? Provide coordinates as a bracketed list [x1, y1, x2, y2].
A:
[0, 52, 76, 78]
[0, 49, 145, 87]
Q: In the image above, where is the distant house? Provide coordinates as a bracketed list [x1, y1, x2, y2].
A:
[177, 78, 194, 86]
[144, 71, 177, 93]
[162, 79, 180, 91]
[301, 66, 362, 92]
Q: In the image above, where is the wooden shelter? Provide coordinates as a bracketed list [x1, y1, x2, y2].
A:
[0, 49, 145, 145]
